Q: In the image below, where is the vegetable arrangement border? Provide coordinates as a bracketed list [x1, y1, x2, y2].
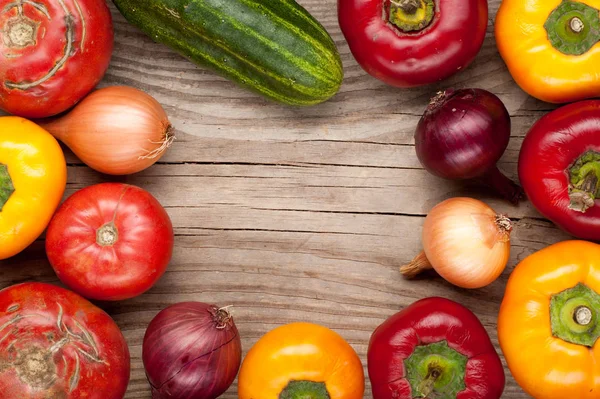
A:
[2, 0, 600, 398]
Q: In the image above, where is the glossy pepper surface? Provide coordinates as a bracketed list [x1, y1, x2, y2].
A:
[338, 0, 488, 87]
[368, 297, 505, 399]
[519, 100, 600, 240]
[0, 116, 66, 259]
[238, 322, 364, 399]
[496, 0, 600, 103]
[498, 240, 600, 398]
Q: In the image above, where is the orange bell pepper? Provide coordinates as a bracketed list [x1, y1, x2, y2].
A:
[496, 0, 600, 103]
[238, 322, 364, 399]
[498, 240, 600, 398]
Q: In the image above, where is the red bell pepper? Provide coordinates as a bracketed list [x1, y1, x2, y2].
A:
[519, 100, 600, 240]
[368, 297, 504, 399]
[337, 0, 488, 87]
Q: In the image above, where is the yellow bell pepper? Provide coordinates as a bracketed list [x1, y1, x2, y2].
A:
[0, 117, 66, 259]
[496, 0, 600, 103]
[238, 323, 364, 399]
[498, 240, 600, 398]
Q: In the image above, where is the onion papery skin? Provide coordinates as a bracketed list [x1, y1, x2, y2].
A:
[415, 88, 522, 204]
[39, 86, 174, 175]
[424, 198, 511, 288]
[142, 302, 242, 399]
[401, 197, 512, 289]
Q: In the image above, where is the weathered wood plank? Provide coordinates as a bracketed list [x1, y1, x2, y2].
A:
[0, 0, 574, 397]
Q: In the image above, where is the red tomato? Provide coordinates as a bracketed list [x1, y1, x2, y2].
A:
[0, 0, 113, 118]
[0, 282, 130, 399]
[46, 183, 174, 301]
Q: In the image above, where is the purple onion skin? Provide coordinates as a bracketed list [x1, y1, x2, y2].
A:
[143, 302, 242, 399]
[415, 88, 523, 204]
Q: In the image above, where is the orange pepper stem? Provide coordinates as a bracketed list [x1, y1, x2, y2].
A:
[388, 0, 435, 32]
[574, 306, 593, 326]
[550, 283, 600, 347]
[544, 1, 600, 55]
[0, 163, 15, 212]
[568, 151, 600, 213]
[279, 381, 330, 399]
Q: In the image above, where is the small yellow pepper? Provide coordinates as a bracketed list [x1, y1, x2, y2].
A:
[498, 240, 600, 398]
[238, 322, 364, 399]
[0, 117, 66, 259]
[496, 0, 600, 103]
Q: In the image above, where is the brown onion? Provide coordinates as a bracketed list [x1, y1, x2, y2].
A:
[142, 302, 242, 399]
[39, 86, 174, 175]
[401, 197, 512, 289]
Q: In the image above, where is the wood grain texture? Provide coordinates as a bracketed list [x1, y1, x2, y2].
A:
[0, 0, 571, 397]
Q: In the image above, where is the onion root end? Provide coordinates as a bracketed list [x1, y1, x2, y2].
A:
[400, 251, 433, 279]
[139, 123, 175, 160]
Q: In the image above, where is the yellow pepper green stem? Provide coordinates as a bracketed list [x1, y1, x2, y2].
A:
[279, 381, 330, 399]
[0, 164, 15, 212]
[544, 0, 600, 55]
[550, 283, 600, 347]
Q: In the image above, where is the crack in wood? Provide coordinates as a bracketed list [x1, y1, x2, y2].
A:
[294, 139, 415, 146]
[178, 226, 390, 237]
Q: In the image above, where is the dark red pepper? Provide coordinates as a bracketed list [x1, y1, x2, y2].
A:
[368, 297, 504, 399]
[338, 0, 488, 87]
[519, 100, 600, 240]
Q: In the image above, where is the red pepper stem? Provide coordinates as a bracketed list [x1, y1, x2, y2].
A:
[388, 0, 435, 32]
[404, 341, 468, 397]
[569, 172, 598, 213]
[400, 251, 433, 278]
[477, 166, 523, 205]
[391, 0, 420, 13]
[568, 151, 600, 212]
[418, 367, 442, 397]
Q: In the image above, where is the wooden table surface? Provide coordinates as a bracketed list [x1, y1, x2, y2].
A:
[0, 0, 571, 398]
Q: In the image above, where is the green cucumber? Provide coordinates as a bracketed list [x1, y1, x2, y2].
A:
[113, 0, 343, 105]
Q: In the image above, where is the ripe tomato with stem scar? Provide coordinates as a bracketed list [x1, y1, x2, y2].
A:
[45, 183, 174, 301]
[0, 282, 130, 399]
[0, 0, 113, 118]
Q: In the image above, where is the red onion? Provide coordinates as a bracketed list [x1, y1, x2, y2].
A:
[142, 302, 242, 399]
[415, 88, 523, 204]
